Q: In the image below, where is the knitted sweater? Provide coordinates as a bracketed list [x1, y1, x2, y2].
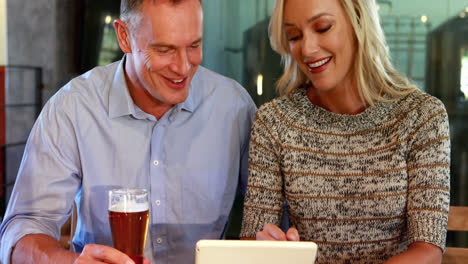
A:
[240, 88, 450, 263]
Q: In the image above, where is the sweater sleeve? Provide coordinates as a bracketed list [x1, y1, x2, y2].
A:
[240, 105, 285, 238]
[406, 97, 450, 251]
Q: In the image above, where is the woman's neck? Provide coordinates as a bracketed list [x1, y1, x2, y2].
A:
[306, 84, 367, 115]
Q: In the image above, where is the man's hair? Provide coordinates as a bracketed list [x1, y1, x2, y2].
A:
[269, 0, 416, 105]
[120, 0, 202, 32]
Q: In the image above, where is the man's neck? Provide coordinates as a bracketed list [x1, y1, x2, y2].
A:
[128, 83, 173, 120]
[123, 59, 173, 120]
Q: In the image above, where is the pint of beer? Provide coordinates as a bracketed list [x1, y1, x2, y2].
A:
[108, 188, 149, 264]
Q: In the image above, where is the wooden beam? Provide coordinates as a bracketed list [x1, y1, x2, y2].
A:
[443, 247, 468, 264]
[448, 206, 468, 231]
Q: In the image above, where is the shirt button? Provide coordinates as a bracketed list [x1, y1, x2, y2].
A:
[156, 237, 163, 244]
[155, 200, 161, 206]
[153, 160, 159, 166]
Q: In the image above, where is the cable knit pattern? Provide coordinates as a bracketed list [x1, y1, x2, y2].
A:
[240, 88, 450, 263]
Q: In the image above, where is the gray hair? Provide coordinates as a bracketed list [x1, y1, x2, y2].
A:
[120, 0, 202, 32]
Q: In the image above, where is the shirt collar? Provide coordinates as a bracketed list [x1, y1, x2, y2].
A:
[179, 74, 195, 113]
[109, 55, 196, 119]
[109, 56, 137, 119]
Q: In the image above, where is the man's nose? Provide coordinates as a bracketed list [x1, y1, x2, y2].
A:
[171, 49, 190, 76]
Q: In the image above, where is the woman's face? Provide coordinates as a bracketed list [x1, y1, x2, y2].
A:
[284, 0, 357, 95]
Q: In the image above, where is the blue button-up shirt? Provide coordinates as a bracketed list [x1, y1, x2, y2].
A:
[0, 58, 257, 264]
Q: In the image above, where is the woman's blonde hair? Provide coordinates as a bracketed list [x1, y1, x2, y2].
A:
[269, 0, 416, 105]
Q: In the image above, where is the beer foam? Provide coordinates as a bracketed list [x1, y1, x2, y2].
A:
[110, 200, 149, 213]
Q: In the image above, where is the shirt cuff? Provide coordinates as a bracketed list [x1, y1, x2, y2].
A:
[407, 211, 448, 251]
[0, 218, 59, 264]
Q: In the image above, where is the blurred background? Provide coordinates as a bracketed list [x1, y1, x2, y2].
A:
[0, 0, 467, 248]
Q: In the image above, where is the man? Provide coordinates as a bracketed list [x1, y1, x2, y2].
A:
[0, 0, 256, 263]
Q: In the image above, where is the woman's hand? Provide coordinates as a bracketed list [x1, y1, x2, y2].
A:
[256, 223, 300, 241]
[383, 242, 442, 264]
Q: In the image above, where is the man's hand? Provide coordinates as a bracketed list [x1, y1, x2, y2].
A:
[74, 244, 150, 264]
[256, 223, 300, 241]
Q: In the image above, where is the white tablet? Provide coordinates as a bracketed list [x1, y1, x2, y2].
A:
[195, 240, 317, 264]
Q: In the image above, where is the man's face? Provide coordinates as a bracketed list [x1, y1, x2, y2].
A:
[127, 0, 203, 109]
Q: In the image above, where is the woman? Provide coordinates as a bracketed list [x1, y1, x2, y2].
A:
[239, 0, 450, 263]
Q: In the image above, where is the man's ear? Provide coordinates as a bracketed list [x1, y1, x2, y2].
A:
[114, 19, 132, 53]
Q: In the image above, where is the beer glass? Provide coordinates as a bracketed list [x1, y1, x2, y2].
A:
[108, 188, 149, 264]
